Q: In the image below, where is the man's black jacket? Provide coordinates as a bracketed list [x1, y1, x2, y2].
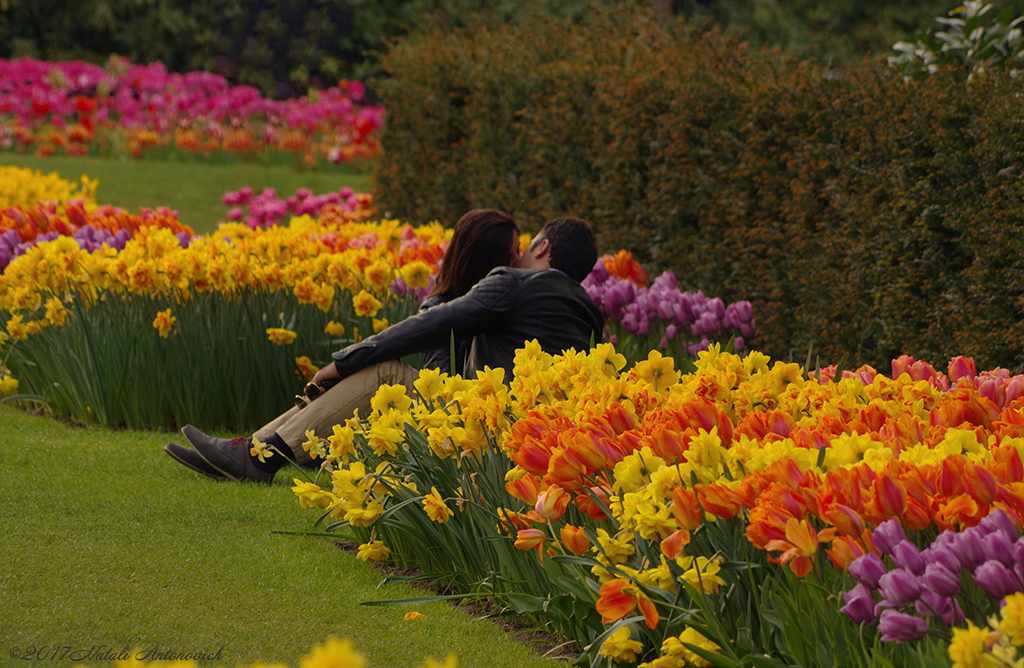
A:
[332, 267, 604, 378]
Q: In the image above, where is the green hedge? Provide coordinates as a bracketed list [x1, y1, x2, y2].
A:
[373, 8, 1024, 371]
[7, 1, 1024, 97]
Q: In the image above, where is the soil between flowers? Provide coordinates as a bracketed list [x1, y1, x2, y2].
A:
[335, 540, 581, 662]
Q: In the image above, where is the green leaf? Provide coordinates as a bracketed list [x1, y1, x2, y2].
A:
[748, 655, 791, 668]
[0, 393, 47, 405]
[504, 592, 547, 615]
[682, 642, 738, 668]
[374, 494, 426, 525]
[551, 554, 600, 567]
[360, 593, 474, 606]
[833, 352, 848, 383]
[719, 560, 763, 572]
[816, 443, 828, 469]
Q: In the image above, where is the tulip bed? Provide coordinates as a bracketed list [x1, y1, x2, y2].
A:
[0, 57, 381, 166]
[0, 208, 446, 430]
[0, 164, 752, 432]
[287, 345, 1024, 667]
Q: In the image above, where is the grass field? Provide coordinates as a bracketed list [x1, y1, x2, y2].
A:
[0, 153, 373, 235]
[0, 404, 564, 667]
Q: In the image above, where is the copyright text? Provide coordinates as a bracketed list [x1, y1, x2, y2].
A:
[9, 644, 226, 662]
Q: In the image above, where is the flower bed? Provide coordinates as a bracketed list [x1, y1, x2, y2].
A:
[0, 57, 381, 166]
[290, 346, 1024, 666]
[0, 174, 752, 431]
[0, 209, 448, 429]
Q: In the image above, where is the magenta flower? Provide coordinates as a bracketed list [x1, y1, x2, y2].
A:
[871, 519, 906, 556]
[849, 553, 887, 590]
[840, 584, 876, 625]
[921, 562, 960, 598]
[974, 560, 1022, 599]
[891, 541, 925, 575]
[878, 569, 922, 607]
[877, 610, 927, 643]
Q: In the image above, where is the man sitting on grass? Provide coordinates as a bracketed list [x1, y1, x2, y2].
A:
[165, 217, 604, 482]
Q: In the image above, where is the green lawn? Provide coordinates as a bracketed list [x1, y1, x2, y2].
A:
[0, 154, 372, 235]
[0, 405, 564, 668]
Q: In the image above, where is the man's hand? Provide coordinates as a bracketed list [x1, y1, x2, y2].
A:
[312, 362, 341, 387]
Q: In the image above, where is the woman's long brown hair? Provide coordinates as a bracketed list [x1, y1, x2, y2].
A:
[430, 209, 519, 300]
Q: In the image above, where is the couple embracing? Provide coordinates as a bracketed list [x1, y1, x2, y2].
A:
[166, 211, 603, 483]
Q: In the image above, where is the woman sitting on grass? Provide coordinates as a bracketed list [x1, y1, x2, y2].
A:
[165, 208, 523, 480]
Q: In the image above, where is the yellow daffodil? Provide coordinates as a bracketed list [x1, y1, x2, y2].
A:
[250, 435, 275, 463]
[266, 327, 297, 345]
[356, 540, 391, 562]
[422, 486, 454, 523]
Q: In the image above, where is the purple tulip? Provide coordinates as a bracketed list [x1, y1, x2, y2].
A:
[892, 541, 925, 575]
[951, 528, 987, 570]
[973, 560, 1022, 599]
[1014, 540, 1024, 582]
[849, 553, 888, 590]
[840, 584, 876, 624]
[984, 531, 1015, 568]
[872, 519, 907, 556]
[921, 545, 961, 574]
[877, 610, 928, 643]
[878, 569, 922, 606]
[922, 562, 961, 597]
[978, 509, 1018, 543]
[914, 589, 957, 622]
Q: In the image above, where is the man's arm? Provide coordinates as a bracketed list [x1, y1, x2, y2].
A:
[326, 268, 524, 380]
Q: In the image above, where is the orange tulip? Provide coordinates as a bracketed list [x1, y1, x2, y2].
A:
[559, 525, 590, 555]
[505, 473, 540, 505]
[697, 482, 744, 519]
[826, 534, 866, 570]
[671, 486, 702, 531]
[545, 448, 584, 485]
[764, 518, 821, 578]
[576, 485, 612, 520]
[964, 463, 999, 505]
[531, 485, 569, 523]
[514, 528, 546, 552]
[660, 529, 691, 559]
[901, 496, 932, 532]
[596, 578, 659, 629]
[825, 504, 865, 537]
[875, 475, 907, 518]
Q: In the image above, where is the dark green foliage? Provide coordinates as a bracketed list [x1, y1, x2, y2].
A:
[374, 8, 1024, 372]
[5, 0, 1024, 96]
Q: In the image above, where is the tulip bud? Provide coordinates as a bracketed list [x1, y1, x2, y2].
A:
[974, 560, 1022, 599]
[514, 528, 546, 551]
[1014, 539, 1024, 583]
[948, 356, 977, 382]
[892, 541, 925, 576]
[915, 589, 955, 620]
[878, 569, 923, 607]
[922, 562, 961, 598]
[876, 476, 908, 517]
[984, 531, 1015, 568]
[877, 610, 928, 643]
[872, 519, 907, 556]
[978, 508, 1019, 543]
[849, 553, 888, 590]
[840, 584, 876, 625]
[559, 525, 590, 555]
[951, 528, 987, 570]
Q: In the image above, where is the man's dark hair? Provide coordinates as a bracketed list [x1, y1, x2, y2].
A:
[431, 209, 520, 299]
[539, 217, 598, 282]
